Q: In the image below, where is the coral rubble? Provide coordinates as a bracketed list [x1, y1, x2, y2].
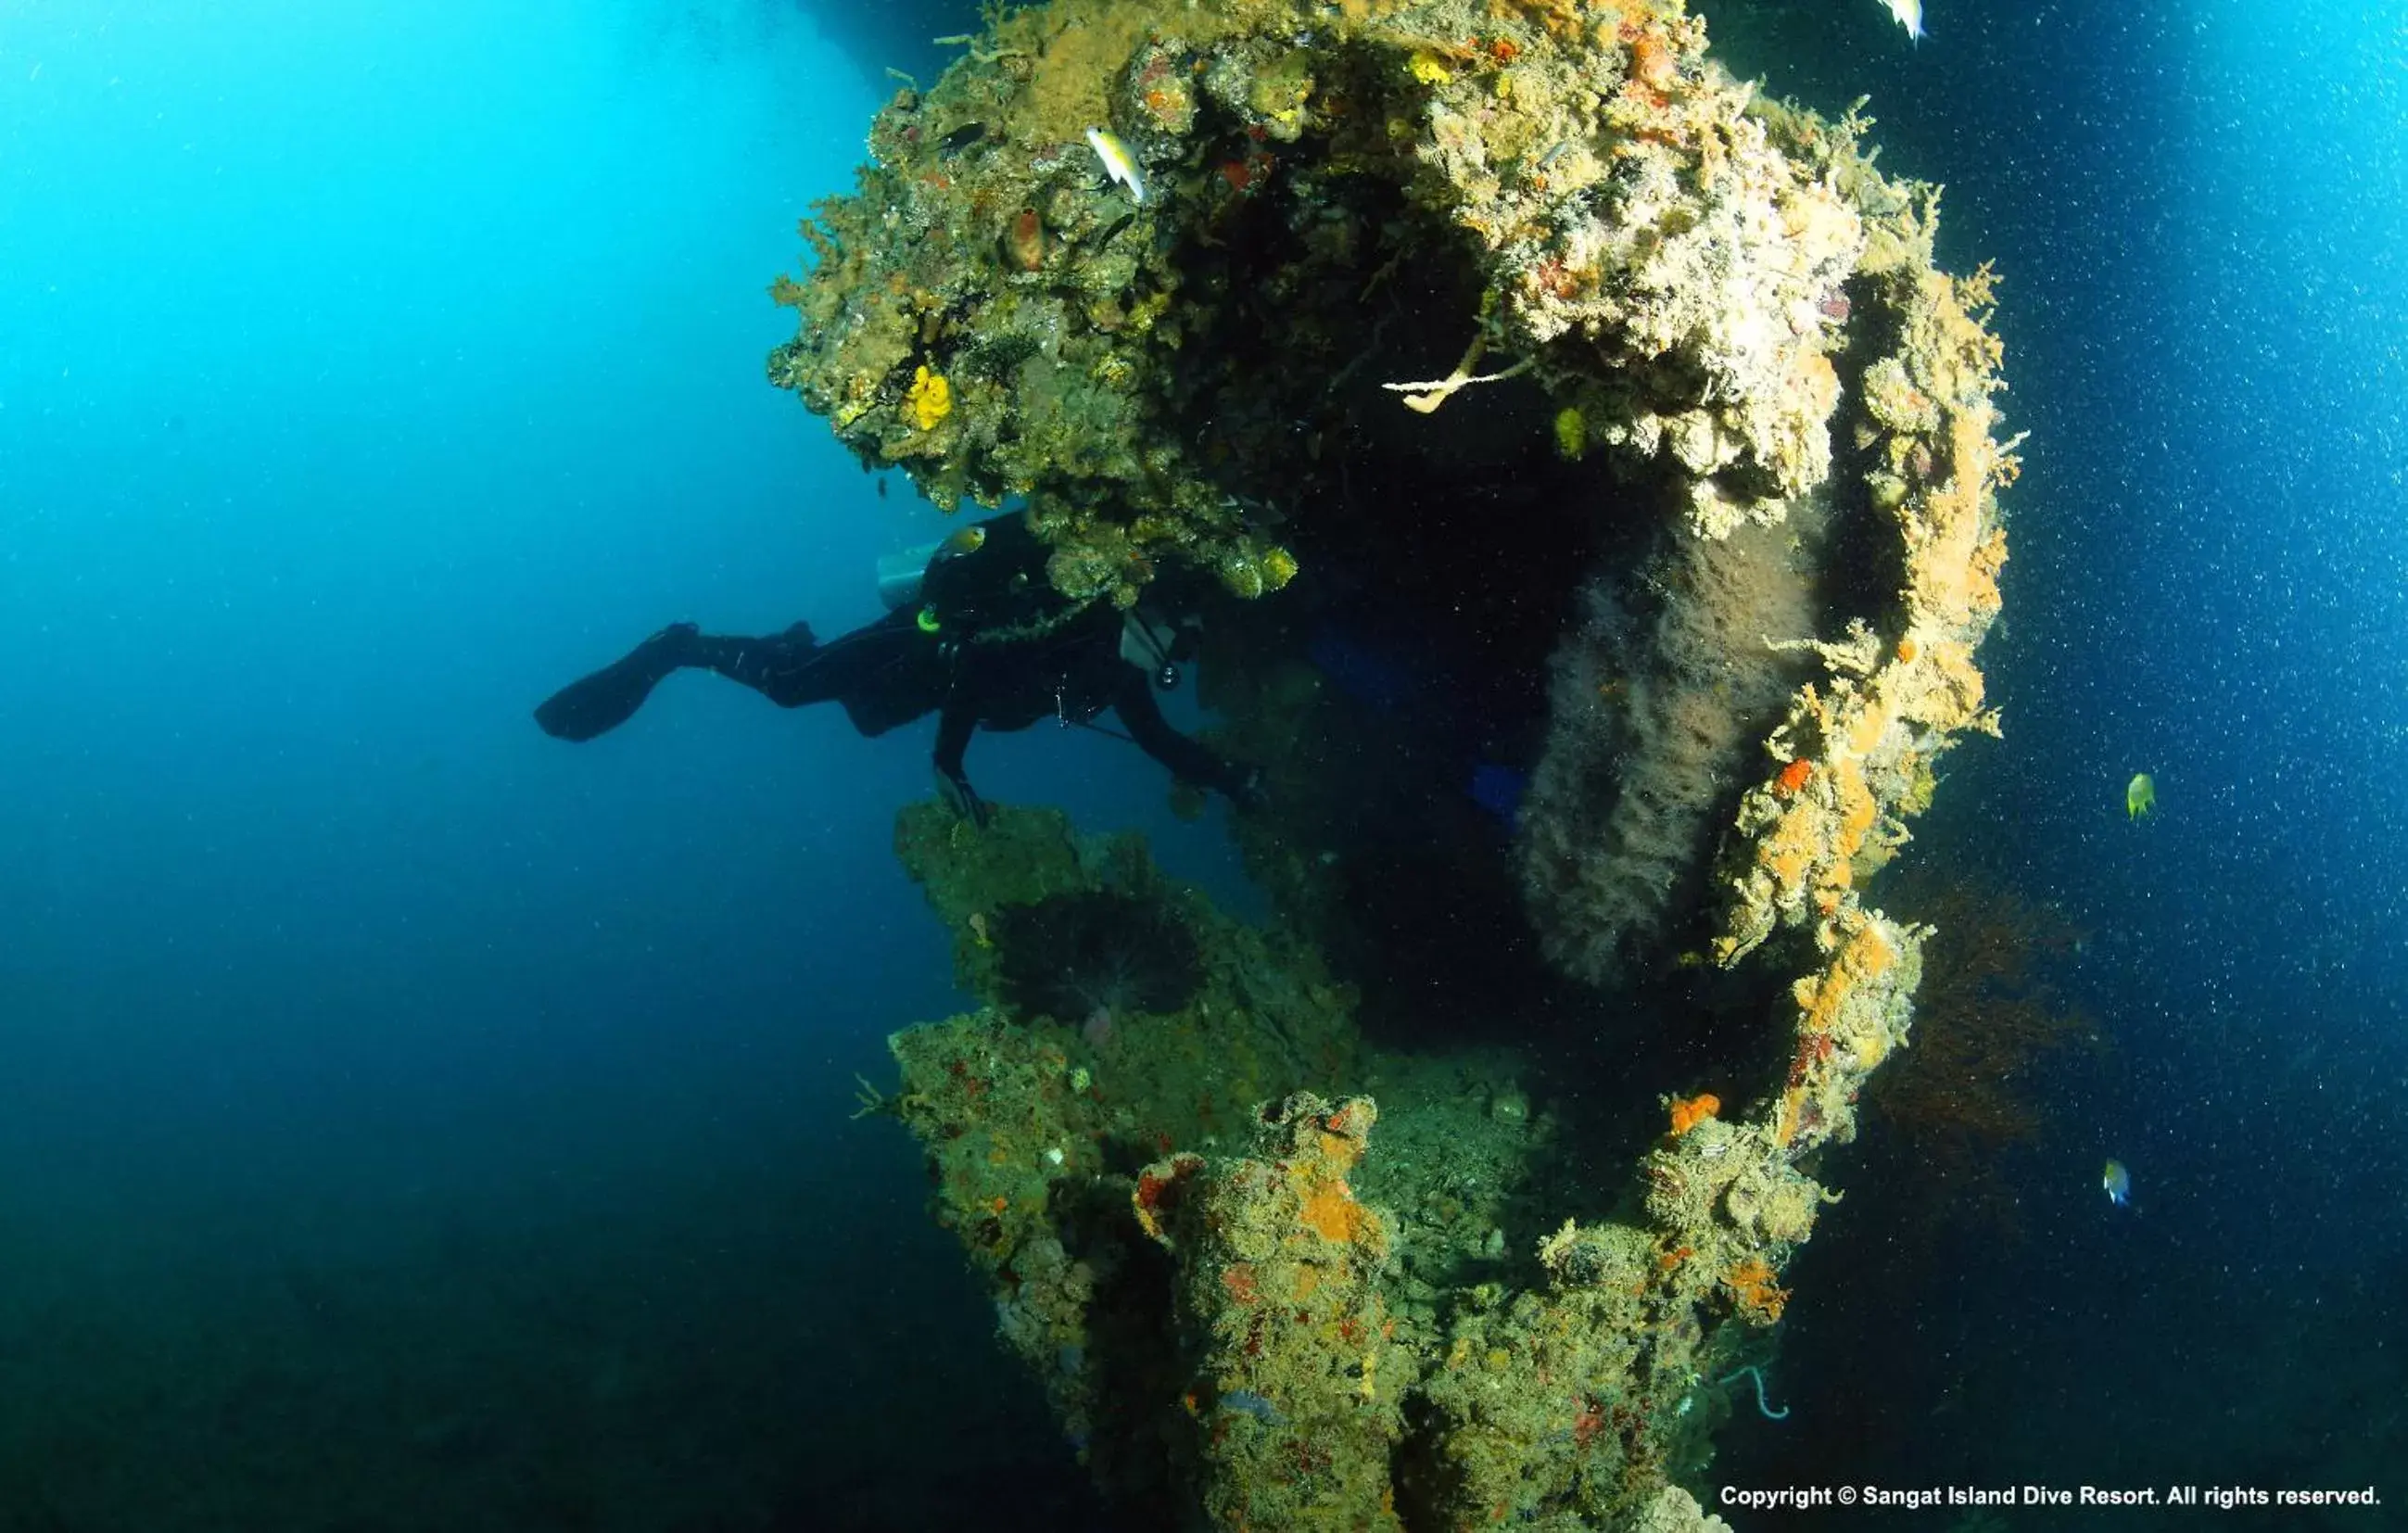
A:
[792, 0, 2015, 1525]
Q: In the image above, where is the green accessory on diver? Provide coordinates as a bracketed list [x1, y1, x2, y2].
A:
[917, 606, 943, 634]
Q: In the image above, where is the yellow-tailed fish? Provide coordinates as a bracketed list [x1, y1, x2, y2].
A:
[1085, 127, 1146, 204]
[939, 524, 986, 556]
[1881, 0, 1924, 41]
[2126, 771, 2156, 821]
[2101, 1159, 2131, 1207]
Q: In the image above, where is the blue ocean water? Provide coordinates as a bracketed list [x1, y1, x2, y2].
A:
[0, 2, 1148, 1526]
[2, 0, 2402, 1527]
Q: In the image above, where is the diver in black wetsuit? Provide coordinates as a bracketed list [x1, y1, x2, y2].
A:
[533, 513, 1261, 825]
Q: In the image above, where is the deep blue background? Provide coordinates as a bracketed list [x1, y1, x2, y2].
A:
[1706, 0, 2408, 1510]
[0, 2, 1197, 1524]
[3, 0, 2402, 1525]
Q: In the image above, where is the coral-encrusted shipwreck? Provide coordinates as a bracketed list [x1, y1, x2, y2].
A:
[794, 0, 2014, 1526]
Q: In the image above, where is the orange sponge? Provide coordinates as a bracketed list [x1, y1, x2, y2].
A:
[1668, 1092, 1721, 1136]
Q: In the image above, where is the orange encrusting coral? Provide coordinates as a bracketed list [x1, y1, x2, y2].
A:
[1906, 409, 2011, 629]
[1772, 916, 1900, 1147]
[1723, 1257, 1789, 1324]
[1300, 1177, 1373, 1245]
[1318, 1130, 1365, 1170]
[1627, 30, 1678, 89]
[1667, 1092, 1721, 1136]
[1132, 1153, 1204, 1241]
[1771, 1083, 1809, 1151]
[1774, 757, 1813, 796]
[1799, 918, 1896, 1029]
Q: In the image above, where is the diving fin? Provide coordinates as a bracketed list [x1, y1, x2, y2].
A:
[534, 624, 698, 741]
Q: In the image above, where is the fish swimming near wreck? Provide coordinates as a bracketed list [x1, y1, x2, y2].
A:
[1880, 0, 1925, 40]
[2126, 771, 2156, 821]
[1085, 126, 1146, 204]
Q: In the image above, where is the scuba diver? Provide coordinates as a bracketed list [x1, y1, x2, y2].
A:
[533, 512, 1261, 826]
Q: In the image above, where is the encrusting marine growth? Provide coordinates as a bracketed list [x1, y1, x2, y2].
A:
[791, 0, 2016, 1525]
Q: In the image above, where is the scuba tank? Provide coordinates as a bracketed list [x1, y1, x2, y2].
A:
[875, 541, 943, 613]
[880, 517, 1185, 687]
[1120, 608, 1183, 690]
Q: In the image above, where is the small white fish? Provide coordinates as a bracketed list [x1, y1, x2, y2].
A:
[1881, 0, 1924, 41]
[1085, 127, 1146, 204]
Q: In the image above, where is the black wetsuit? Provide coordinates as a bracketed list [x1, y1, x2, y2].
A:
[534, 513, 1253, 821]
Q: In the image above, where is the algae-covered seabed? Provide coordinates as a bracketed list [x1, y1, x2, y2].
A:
[787, 0, 2012, 1525]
